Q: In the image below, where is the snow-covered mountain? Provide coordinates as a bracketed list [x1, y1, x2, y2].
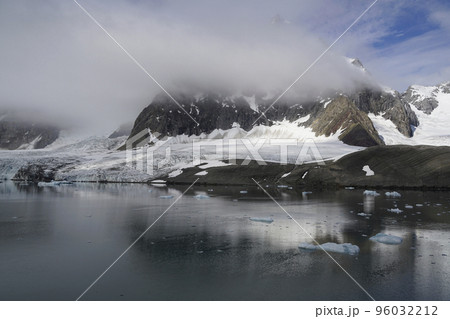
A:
[0, 111, 60, 150]
[128, 58, 425, 149]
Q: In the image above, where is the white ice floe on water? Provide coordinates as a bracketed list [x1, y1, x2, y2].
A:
[281, 172, 291, 178]
[369, 233, 403, 245]
[405, 205, 414, 209]
[159, 195, 174, 199]
[249, 217, 274, 223]
[357, 212, 371, 217]
[362, 165, 374, 176]
[363, 190, 380, 196]
[37, 181, 73, 187]
[387, 208, 403, 214]
[240, 190, 248, 194]
[385, 191, 401, 198]
[193, 194, 210, 200]
[298, 242, 360, 255]
[151, 180, 166, 184]
[195, 171, 208, 176]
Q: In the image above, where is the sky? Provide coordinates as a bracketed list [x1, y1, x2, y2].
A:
[0, 0, 450, 134]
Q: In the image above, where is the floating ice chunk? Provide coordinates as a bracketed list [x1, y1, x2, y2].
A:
[363, 190, 380, 196]
[302, 191, 312, 195]
[357, 212, 371, 217]
[385, 191, 401, 198]
[249, 217, 274, 223]
[281, 172, 291, 178]
[369, 233, 403, 245]
[416, 204, 423, 207]
[302, 171, 308, 179]
[362, 165, 375, 176]
[159, 195, 174, 199]
[298, 242, 360, 255]
[240, 190, 248, 194]
[277, 185, 289, 188]
[195, 171, 208, 176]
[345, 187, 355, 190]
[387, 208, 403, 214]
[151, 180, 166, 184]
[37, 181, 73, 187]
[405, 205, 414, 209]
[193, 194, 210, 200]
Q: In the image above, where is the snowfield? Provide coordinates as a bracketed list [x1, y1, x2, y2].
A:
[0, 122, 363, 183]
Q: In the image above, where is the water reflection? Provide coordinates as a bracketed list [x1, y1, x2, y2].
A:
[0, 182, 449, 300]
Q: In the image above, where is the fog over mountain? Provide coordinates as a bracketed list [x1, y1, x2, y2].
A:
[1, 0, 449, 135]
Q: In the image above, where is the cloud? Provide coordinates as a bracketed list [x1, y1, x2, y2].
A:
[0, 0, 449, 134]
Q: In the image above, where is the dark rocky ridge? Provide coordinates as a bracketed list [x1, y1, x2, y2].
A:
[0, 114, 60, 150]
[166, 145, 450, 190]
[129, 86, 418, 148]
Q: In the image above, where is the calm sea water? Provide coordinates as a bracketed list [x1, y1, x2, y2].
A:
[0, 181, 449, 301]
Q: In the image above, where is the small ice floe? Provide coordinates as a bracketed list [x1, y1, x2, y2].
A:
[299, 242, 360, 256]
[302, 171, 308, 179]
[249, 217, 274, 224]
[416, 204, 423, 207]
[385, 191, 401, 198]
[151, 180, 166, 184]
[363, 190, 380, 196]
[369, 233, 403, 245]
[362, 165, 375, 176]
[193, 194, 210, 200]
[281, 172, 291, 178]
[387, 208, 403, 214]
[357, 212, 371, 217]
[240, 190, 248, 194]
[405, 205, 414, 209]
[38, 181, 73, 187]
[195, 171, 208, 176]
[345, 187, 355, 190]
[302, 191, 312, 195]
[159, 195, 174, 199]
[277, 185, 289, 188]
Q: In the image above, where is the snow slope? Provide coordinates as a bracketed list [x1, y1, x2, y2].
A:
[369, 83, 450, 146]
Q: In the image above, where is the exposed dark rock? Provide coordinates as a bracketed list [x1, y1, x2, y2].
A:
[167, 145, 450, 190]
[308, 96, 384, 147]
[0, 115, 59, 150]
[109, 123, 133, 139]
[350, 89, 418, 137]
[403, 86, 439, 115]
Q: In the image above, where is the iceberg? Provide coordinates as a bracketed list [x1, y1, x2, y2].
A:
[385, 191, 401, 198]
[363, 190, 380, 196]
[357, 212, 371, 217]
[369, 233, 403, 245]
[299, 242, 360, 255]
[37, 181, 73, 187]
[387, 208, 403, 214]
[249, 217, 274, 223]
[193, 194, 210, 200]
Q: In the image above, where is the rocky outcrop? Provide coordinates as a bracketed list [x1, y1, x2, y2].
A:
[0, 115, 59, 150]
[166, 145, 450, 190]
[403, 82, 450, 114]
[350, 89, 419, 137]
[109, 123, 133, 139]
[308, 96, 384, 147]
